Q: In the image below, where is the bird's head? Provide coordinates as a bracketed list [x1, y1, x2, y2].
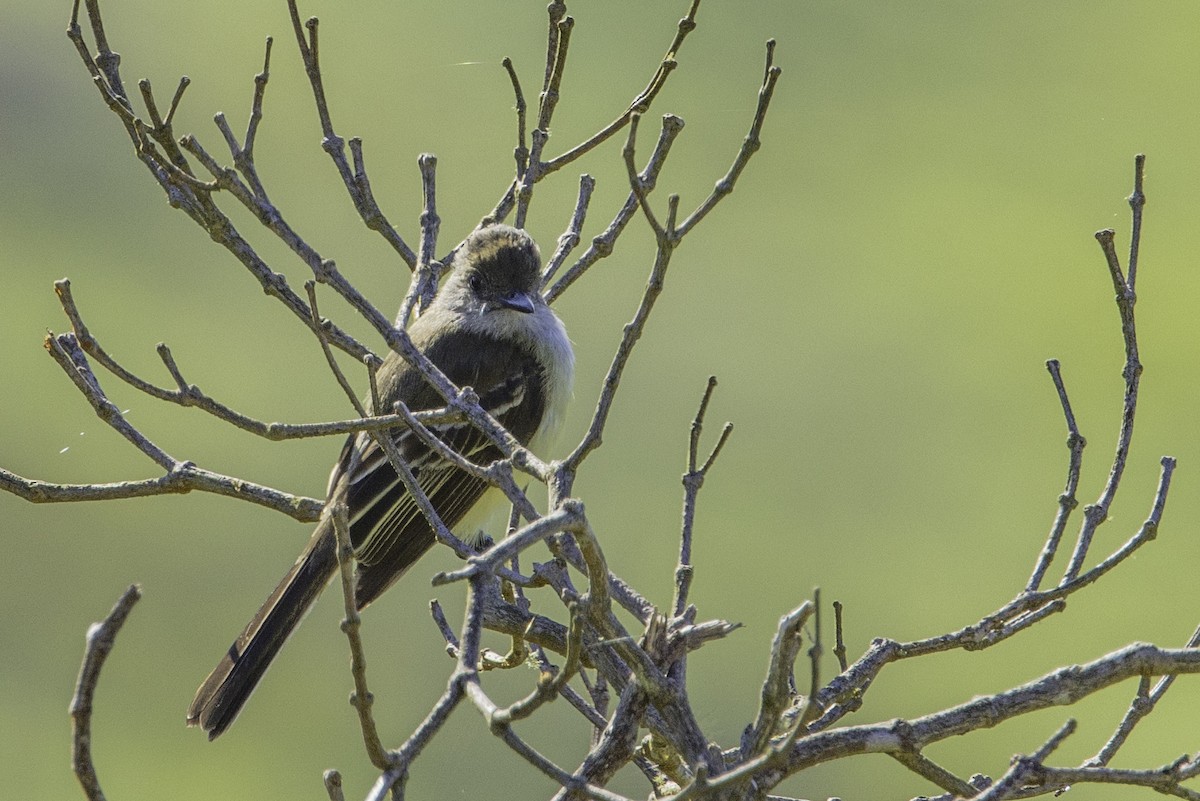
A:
[445, 225, 543, 317]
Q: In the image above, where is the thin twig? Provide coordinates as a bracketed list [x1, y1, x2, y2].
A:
[673, 376, 734, 617]
[307, 281, 368, 417]
[832, 601, 847, 673]
[889, 749, 977, 798]
[541, 0, 701, 175]
[675, 39, 782, 238]
[487, 0, 703, 224]
[1126, 153, 1146, 291]
[744, 601, 812, 759]
[285, 0, 416, 267]
[0, 465, 322, 521]
[53, 278, 454, 444]
[545, 114, 684, 303]
[973, 719, 1077, 801]
[1086, 623, 1200, 768]
[501, 56, 529, 179]
[541, 174, 596, 289]
[1062, 158, 1146, 583]
[323, 770, 345, 801]
[1025, 359, 1086, 592]
[70, 585, 141, 801]
[515, 12, 574, 228]
[331, 503, 391, 769]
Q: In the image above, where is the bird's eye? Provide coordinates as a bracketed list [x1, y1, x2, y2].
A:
[468, 274, 483, 293]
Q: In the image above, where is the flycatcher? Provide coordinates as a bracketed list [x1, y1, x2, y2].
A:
[188, 224, 574, 738]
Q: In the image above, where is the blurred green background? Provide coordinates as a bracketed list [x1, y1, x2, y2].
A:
[4, 1, 1200, 799]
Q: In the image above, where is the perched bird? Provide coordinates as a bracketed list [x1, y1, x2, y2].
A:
[188, 225, 574, 738]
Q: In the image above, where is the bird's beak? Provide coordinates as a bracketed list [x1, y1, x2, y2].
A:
[496, 290, 537, 314]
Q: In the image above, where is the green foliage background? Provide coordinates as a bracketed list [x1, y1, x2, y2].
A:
[4, 2, 1200, 799]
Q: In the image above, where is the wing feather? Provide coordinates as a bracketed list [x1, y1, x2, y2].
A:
[323, 329, 547, 609]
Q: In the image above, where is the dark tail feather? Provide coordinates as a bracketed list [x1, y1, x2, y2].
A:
[187, 523, 338, 739]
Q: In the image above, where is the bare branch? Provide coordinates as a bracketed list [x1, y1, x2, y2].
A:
[1061, 155, 1146, 583]
[501, 56, 529, 178]
[673, 376, 733, 617]
[832, 601, 848, 673]
[488, 0, 702, 224]
[0, 466, 322, 522]
[1025, 359, 1086, 592]
[514, 11, 574, 228]
[285, 0, 417, 267]
[330, 503, 391, 769]
[322, 770, 345, 801]
[21, 333, 326, 519]
[890, 750, 977, 798]
[541, 0, 701, 175]
[745, 601, 813, 758]
[676, 39, 783, 238]
[541, 173, 596, 289]
[545, 114, 684, 303]
[70, 585, 141, 801]
[974, 719, 1077, 801]
[1086, 623, 1200, 769]
[559, 116, 679, 475]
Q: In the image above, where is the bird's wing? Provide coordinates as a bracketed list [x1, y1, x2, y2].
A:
[330, 331, 548, 607]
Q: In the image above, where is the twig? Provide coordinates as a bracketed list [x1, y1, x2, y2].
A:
[415, 152, 441, 314]
[541, 173, 596, 289]
[70, 584, 141, 801]
[322, 770, 345, 801]
[433, 503, 586, 585]
[797, 590, 825, 729]
[553, 683, 650, 801]
[1086, 623, 1200, 768]
[429, 599, 460, 657]
[487, 0, 702, 224]
[0, 466, 322, 521]
[1025, 359, 1086, 592]
[541, 0, 702, 175]
[808, 453, 1175, 730]
[558, 115, 679, 477]
[493, 605, 584, 725]
[890, 750, 977, 798]
[330, 503, 391, 769]
[71, 3, 377, 363]
[559, 40, 779, 479]
[32, 333, 326, 519]
[455, 573, 632, 801]
[544, 115, 685, 304]
[1126, 153, 1146, 291]
[744, 601, 812, 759]
[306, 281, 368, 417]
[974, 719, 1078, 801]
[832, 601, 847, 673]
[285, 0, 416, 267]
[718, 645, 1200, 797]
[673, 376, 734, 617]
[807, 158, 1176, 737]
[1061, 156, 1147, 583]
[515, 11, 574, 228]
[53, 278, 450, 443]
[389, 155, 440, 330]
[501, 56, 529, 179]
[675, 39, 782, 238]
[46, 333, 172, 471]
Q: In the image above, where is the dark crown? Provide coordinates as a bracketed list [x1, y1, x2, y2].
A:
[459, 225, 542, 296]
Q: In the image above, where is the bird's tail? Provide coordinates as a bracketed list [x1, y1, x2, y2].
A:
[187, 522, 338, 739]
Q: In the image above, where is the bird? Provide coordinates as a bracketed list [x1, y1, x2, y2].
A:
[187, 224, 574, 739]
